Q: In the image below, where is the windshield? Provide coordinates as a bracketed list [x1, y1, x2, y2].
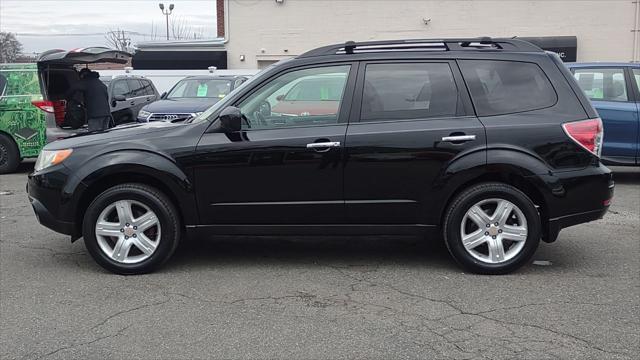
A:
[167, 78, 232, 99]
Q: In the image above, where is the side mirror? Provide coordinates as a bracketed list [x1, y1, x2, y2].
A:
[276, 94, 285, 101]
[113, 94, 126, 102]
[218, 106, 242, 132]
[160, 92, 167, 99]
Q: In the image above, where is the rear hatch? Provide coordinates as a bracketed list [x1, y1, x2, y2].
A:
[34, 47, 131, 134]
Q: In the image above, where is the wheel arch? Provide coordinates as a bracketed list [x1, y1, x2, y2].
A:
[69, 151, 197, 239]
[435, 149, 557, 242]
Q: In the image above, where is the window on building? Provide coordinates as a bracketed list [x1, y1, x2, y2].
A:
[360, 63, 459, 121]
[573, 68, 628, 102]
[459, 60, 557, 116]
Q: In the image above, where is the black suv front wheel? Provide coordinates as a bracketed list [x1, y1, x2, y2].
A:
[443, 183, 541, 275]
[82, 183, 180, 274]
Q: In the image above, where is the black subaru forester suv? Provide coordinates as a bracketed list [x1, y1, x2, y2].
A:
[27, 38, 614, 275]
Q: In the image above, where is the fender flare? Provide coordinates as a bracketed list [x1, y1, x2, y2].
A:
[65, 149, 198, 230]
[427, 148, 562, 225]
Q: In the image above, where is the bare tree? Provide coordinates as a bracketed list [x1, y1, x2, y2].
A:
[104, 29, 132, 52]
[0, 32, 23, 63]
[170, 16, 204, 40]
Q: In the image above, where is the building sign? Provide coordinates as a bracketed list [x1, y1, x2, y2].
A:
[520, 36, 577, 62]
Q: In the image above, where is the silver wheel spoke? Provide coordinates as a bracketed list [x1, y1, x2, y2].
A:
[96, 221, 122, 237]
[494, 200, 514, 225]
[132, 234, 157, 255]
[135, 212, 158, 232]
[487, 237, 506, 263]
[462, 229, 486, 250]
[111, 238, 131, 262]
[501, 225, 528, 242]
[468, 205, 492, 227]
[461, 198, 528, 264]
[115, 200, 134, 225]
[96, 199, 161, 264]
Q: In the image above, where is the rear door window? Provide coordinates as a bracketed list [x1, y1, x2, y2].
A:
[112, 80, 129, 97]
[459, 60, 557, 116]
[127, 79, 144, 97]
[573, 68, 628, 102]
[360, 63, 459, 121]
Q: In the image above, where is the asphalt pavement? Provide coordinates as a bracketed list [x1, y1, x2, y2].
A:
[1, 162, 638, 359]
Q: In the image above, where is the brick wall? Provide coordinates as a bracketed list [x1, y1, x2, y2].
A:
[217, 0, 225, 38]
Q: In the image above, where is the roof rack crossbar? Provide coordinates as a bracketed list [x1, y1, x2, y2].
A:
[299, 37, 542, 58]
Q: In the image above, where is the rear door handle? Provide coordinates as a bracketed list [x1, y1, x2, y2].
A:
[441, 135, 476, 143]
[306, 141, 341, 149]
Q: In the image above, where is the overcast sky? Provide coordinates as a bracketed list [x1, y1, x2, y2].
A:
[0, 0, 218, 53]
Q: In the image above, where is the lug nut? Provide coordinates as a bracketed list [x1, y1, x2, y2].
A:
[498, 229, 502, 233]
[125, 236, 129, 239]
[486, 224, 490, 227]
[492, 236, 497, 239]
[126, 223, 130, 227]
[485, 232, 489, 235]
[133, 226, 137, 230]
[120, 229, 124, 233]
[132, 234, 137, 238]
[494, 222, 499, 226]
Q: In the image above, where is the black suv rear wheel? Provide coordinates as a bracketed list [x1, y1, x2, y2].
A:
[443, 182, 541, 274]
[82, 183, 180, 274]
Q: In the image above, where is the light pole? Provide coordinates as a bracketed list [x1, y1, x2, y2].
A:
[159, 3, 174, 40]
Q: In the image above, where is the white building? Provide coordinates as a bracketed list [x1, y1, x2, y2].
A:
[215, 0, 640, 69]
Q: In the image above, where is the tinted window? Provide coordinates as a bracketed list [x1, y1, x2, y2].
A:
[238, 65, 350, 130]
[127, 79, 144, 97]
[460, 60, 557, 116]
[573, 68, 628, 102]
[634, 69, 640, 91]
[112, 80, 129, 97]
[361, 63, 458, 121]
[140, 80, 155, 96]
[0, 74, 6, 97]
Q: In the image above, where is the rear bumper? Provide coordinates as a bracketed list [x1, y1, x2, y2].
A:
[534, 163, 614, 242]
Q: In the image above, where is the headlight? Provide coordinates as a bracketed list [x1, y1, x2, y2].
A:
[138, 110, 152, 119]
[34, 149, 73, 172]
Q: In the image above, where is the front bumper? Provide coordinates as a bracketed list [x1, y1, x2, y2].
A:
[27, 165, 85, 237]
[28, 195, 75, 235]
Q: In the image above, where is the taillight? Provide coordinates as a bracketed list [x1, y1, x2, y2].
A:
[32, 100, 66, 126]
[562, 118, 603, 157]
[31, 100, 55, 113]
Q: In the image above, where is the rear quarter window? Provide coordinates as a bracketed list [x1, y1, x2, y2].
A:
[459, 60, 557, 116]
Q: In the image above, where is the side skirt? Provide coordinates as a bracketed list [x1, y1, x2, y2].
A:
[186, 224, 437, 237]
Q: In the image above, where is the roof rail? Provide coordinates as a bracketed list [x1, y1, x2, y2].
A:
[299, 37, 542, 58]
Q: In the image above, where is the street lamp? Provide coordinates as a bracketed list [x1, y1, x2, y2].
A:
[159, 3, 174, 40]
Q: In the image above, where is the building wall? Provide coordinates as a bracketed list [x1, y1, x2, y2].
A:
[225, 0, 638, 69]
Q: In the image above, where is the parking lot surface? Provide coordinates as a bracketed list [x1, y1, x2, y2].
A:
[1, 163, 638, 359]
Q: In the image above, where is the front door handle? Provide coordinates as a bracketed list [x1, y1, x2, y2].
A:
[306, 141, 341, 149]
[441, 135, 476, 143]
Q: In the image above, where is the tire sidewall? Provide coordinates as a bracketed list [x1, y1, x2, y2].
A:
[83, 185, 179, 274]
[0, 134, 20, 174]
[445, 185, 541, 274]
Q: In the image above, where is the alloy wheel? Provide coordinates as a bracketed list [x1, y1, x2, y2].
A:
[460, 198, 528, 264]
[95, 199, 161, 264]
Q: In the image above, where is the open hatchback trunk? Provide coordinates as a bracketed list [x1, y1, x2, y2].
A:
[34, 47, 132, 131]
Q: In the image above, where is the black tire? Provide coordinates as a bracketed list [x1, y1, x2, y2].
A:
[443, 182, 541, 275]
[0, 133, 20, 174]
[82, 183, 181, 274]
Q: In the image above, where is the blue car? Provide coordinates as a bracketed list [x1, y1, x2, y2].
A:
[565, 63, 639, 166]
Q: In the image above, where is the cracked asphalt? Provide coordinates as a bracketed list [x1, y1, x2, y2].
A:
[1, 162, 639, 359]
